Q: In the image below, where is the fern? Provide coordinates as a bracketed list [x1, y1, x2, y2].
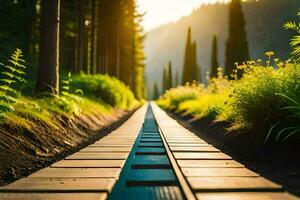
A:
[61, 72, 72, 97]
[284, 10, 300, 60]
[0, 48, 27, 114]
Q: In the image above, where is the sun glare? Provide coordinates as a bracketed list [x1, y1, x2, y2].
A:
[137, 0, 231, 30]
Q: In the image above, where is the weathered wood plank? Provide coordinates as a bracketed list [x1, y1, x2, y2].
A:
[80, 147, 131, 152]
[196, 192, 299, 200]
[29, 168, 121, 178]
[170, 146, 220, 152]
[182, 168, 258, 177]
[174, 152, 231, 160]
[0, 193, 107, 200]
[0, 178, 115, 192]
[168, 143, 212, 147]
[89, 144, 132, 147]
[177, 159, 244, 168]
[66, 152, 129, 160]
[187, 177, 282, 191]
[51, 160, 124, 168]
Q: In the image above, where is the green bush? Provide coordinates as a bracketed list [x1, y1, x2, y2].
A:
[71, 74, 136, 108]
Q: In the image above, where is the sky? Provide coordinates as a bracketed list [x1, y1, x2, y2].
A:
[137, 0, 230, 31]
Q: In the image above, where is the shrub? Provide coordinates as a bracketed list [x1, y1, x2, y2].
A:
[71, 74, 136, 108]
[157, 82, 204, 110]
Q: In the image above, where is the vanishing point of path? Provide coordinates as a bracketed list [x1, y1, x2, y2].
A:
[0, 103, 298, 200]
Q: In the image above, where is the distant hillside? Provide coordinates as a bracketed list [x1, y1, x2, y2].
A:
[145, 0, 299, 94]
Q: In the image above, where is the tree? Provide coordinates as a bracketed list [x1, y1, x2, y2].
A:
[162, 68, 167, 93]
[167, 61, 173, 90]
[175, 71, 179, 87]
[225, 0, 249, 77]
[35, 0, 60, 95]
[182, 27, 199, 84]
[211, 35, 219, 78]
[191, 41, 199, 82]
[152, 82, 159, 100]
[182, 27, 192, 84]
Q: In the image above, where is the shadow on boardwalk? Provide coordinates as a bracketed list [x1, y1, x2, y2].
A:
[164, 110, 300, 197]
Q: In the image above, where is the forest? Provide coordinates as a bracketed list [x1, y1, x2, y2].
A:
[0, 0, 299, 199]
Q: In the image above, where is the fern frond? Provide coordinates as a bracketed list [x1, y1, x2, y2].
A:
[3, 65, 16, 72]
[8, 60, 26, 68]
[13, 76, 26, 83]
[0, 79, 16, 85]
[0, 85, 20, 96]
[1, 72, 15, 79]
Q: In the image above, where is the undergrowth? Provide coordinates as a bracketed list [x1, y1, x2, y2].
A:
[158, 11, 300, 145]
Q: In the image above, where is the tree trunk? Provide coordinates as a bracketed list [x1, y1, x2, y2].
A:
[90, 0, 96, 74]
[35, 0, 60, 95]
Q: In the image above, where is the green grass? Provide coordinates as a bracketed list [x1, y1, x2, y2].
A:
[157, 60, 300, 144]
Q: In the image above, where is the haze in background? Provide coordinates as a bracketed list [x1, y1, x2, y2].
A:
[137, 0, 230, 31]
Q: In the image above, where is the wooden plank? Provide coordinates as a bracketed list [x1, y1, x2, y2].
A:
[51, 160, 124, 168]
[89, 144, 132, 147]
[174, 152, 231, 160]
[177, 160, 244, 168]
[80, 147, 131, 152]
[170, 146, 220, 152]
[196, 192, 299, 200]
[167, 141, 206, 144]
[94, 141, 134, 145]
[66, 152, 129, 160]
[169, 143, 211, 147]
[182, 168, 259, 177]
[29, 168, 121, 178]
[0, 178, 115, 192]
[0, 193, 107, 200]
[187, 177, 282, 191]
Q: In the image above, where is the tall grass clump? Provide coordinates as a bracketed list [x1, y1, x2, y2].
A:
[71, 74, 136, 109]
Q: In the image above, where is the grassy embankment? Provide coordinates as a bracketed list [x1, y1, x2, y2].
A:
[0, 49, 140, 184]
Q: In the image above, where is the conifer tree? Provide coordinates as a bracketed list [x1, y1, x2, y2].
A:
[152, 82, 159, 100]
[182, 27, 199, 84]
[211, 35, 219, 78]
[175, 71, 179, 87]
[225, 0, 249, 77]
[167, 61, 173, 90]
[162, 68, 167, 93]
[191, 41, 199, 82]
[182, 27, 192, 84]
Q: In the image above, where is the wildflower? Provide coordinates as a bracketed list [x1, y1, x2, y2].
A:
[265, 51, 274, 57]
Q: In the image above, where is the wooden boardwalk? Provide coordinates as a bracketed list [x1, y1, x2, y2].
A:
[0, 103, 299, 200]
[0, 105, 147, 200]
[151, 103, 299, 200]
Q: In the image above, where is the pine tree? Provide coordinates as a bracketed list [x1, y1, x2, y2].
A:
[152, 82, 159, 100]
[162, 68, 167, 93]
[225, 0, 249, 78]
[191, 41, 199, 82]
[167, 61, 173, 90]
[211, 35, 219, 78]
[182, 27, 199, 84]
[175, 71, 179, 87]
[35, 0, 60, 95]
[182, 27, 192, 85]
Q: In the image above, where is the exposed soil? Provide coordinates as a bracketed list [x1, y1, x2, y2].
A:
[165, 111, 300, 197]
[0, 107, 137, 186]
